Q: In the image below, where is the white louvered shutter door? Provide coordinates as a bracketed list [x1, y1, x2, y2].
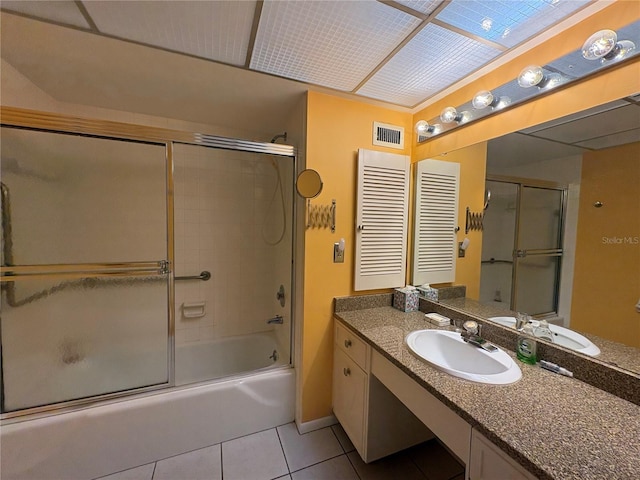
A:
[412, 159, 460, 285]
[355, 149, 410, 291]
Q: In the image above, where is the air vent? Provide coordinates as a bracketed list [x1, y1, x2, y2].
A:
[373, 122, 404, 149]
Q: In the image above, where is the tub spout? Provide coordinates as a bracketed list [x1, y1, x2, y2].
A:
[267, 315, 283, 324]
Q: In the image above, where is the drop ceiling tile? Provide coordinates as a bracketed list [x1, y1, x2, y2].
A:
[394, 0, 443, 16]
[357, 23, 501, 107]
[575, 128, 640, 150]
[0, 1, 90, 29]
[250, 0, 422, 92]
[531, 105, 640, 144]
[436, 0, 591, 48]
[83, 1, 256, 66]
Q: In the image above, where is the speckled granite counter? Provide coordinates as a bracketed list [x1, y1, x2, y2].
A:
[334, 304, 640, 480]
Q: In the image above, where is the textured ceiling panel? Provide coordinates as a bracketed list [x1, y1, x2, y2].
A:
[528, 104, 640, 144]
[83, 0, 256, 66]
[436, 0, 591, 48]
[1, 0, 90, 29]
[394, 0, 443, 16]
[357, 23, 501, 107]
[250, 0, 422, 92]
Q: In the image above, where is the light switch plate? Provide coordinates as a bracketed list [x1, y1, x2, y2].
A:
[334, 242, 344, 263]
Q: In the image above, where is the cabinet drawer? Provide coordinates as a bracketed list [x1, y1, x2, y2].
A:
[335, 322, 368, 370]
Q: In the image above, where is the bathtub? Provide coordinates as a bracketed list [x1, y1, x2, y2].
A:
[175, 332, 287, 385]
[0, 335, 295, 480]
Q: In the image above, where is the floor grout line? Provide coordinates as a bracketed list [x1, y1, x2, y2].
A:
[343, 451, 363, 480]
[274, 426, 292, 474]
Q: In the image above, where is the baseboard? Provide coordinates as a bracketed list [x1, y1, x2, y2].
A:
[295, 414, 338, 434]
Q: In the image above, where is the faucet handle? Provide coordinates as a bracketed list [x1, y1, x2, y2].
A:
[463, 320, 479, 335]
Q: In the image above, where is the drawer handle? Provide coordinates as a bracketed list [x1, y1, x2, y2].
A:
[343, 367, 351, 376]
[344, 339, 352, 348]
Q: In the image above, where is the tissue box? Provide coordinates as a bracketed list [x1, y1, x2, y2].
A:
[416, 285, 438, 301]
[393, 287, 419, 312]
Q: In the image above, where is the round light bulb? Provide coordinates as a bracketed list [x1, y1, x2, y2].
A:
[601, 39, 636, 64]
[472, 90, 494, 109]
[440, 107, 459, 124]
[415, 120, 430, 135]
[517, 65, 544, 88]
[582, 29, 617, 60]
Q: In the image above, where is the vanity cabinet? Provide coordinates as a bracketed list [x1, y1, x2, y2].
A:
[334, 318, 540, 479]
[332, 322, 433, 462]
[469, 430, 537, 480]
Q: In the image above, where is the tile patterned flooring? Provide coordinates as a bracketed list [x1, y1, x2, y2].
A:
[95, 422, 464, 480]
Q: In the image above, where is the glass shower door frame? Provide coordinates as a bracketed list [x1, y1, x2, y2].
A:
[0, 107, 297, 419]
[487, 175, 567, 317]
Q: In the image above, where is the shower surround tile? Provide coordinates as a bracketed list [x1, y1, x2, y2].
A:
[173, 143, 292, 347]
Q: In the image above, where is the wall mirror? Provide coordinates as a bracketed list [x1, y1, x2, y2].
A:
[413, 96, 640, 376]
[296, 169, 323, 199]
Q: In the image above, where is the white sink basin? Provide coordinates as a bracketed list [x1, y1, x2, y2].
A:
[405, 330, 522, 385]
[489, 317, 600, 357]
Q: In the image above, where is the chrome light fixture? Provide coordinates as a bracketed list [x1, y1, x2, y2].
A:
[517, 65, 545, 88]
[415, 120, 438, 136]
[582, 29, 636, 63]
[517, 65, 565, 90]
[472, 90, 498, 109]
[440, 107, 465, 124]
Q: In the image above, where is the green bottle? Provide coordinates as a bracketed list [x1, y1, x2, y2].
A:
[516, 324, 538, 365]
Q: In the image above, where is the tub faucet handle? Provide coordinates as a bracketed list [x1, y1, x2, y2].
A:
[267, 315, 284, 324]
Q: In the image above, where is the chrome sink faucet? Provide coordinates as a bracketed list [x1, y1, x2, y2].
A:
[461, 320, 498, 353]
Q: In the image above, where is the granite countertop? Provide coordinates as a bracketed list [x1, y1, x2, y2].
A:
[334, 305, 640, 480]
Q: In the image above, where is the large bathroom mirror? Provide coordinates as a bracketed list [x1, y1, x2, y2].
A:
[413, 96, 640, 375]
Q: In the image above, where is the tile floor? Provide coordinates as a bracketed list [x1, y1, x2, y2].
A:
[95, 422, 464, 480]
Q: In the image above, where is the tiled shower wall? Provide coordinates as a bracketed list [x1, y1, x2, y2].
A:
[173, 144, 293, 349]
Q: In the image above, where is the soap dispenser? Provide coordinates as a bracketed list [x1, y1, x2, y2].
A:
[516, 324, 538, 365]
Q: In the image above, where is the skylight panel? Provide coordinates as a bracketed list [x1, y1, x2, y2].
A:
[436, 0, 591, 48]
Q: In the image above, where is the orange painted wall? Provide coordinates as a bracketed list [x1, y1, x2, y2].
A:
[302, 91, 412, 422]
[570, 143, 640, 347]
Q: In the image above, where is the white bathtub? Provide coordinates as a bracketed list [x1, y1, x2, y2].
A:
[0, 341, 295, 480]
[175, 332, 287, 385]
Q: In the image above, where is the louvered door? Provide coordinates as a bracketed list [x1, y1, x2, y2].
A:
[412, 159, 460, 285]
[355, 149, 410, 291]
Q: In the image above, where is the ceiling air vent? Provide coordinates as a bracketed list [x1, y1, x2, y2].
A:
[373, 122, 404, 149]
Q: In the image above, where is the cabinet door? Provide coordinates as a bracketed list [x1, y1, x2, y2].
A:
[355, 149, 410, 291]
[469, 430, 536, 480]
[332, 347, 367, 453]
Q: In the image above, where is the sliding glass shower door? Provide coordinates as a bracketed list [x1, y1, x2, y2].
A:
[0, 127, 171, 413]
[480, 178, 565, 317]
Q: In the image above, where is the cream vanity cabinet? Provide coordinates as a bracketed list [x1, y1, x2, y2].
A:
[469, 430, 537, 480]
[332, 322, 433, 462]
[334, 320, 538, 479]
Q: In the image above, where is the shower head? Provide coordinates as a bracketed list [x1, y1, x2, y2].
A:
[270, 132, 287, 144]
